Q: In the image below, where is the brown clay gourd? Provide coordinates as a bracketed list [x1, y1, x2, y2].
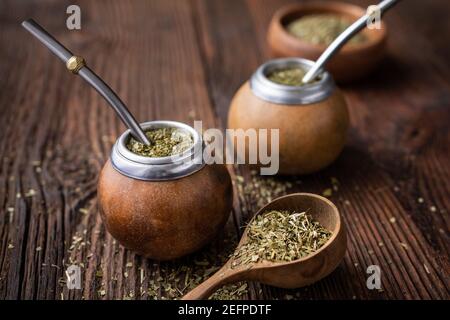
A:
[228, 58, 349, 175]
[266, 2, 387, 83]
[98, 121, 233, 260]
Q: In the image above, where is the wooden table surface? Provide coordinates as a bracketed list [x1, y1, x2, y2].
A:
[0, 0, 449, 300]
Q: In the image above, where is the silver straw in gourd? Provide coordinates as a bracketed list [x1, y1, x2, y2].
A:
[22, 19, 151, 145]
[302, 0, 401, 84]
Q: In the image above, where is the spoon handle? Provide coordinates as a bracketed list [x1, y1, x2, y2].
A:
[21, 19, 151, 145]
[302, 0, 401, 83]
[181, 264, 244, 300]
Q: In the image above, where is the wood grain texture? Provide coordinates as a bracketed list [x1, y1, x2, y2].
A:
[0, 0, 448, 300]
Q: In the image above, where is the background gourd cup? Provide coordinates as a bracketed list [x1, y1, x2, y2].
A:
[267, 1, 387, 83]
[227, 58, 349, 175]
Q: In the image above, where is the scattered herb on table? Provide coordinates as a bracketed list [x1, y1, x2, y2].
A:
[233, 169, 296, 214]
[145, 232, 249, 300]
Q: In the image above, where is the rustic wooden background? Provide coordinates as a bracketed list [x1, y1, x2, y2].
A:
[0, 0, 448, 300]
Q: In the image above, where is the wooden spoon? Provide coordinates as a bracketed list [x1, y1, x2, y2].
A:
[182, 193, 347, 300]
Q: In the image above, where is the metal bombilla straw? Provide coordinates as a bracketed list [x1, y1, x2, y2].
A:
[302, 0, 401, 84]
[21, 19, 151, 146]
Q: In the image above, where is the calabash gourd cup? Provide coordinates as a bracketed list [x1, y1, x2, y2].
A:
[98, 121, 233, 260]
[267, 2, 387, 83]
[228, 57, 349, 175]
[20, 19, 232, 261]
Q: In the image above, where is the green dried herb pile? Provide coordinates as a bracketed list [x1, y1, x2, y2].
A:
[286, 14, 367, 46]
[231, 210, 332, 268]
[267, 67, 307, 86]
[127, 127, 193, 157]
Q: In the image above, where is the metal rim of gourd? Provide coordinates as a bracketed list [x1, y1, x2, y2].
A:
[111, 120, 205, 181]
[250, 57, 335, 105]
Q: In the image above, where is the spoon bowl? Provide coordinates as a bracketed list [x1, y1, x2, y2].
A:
[182, 193, 347, 299]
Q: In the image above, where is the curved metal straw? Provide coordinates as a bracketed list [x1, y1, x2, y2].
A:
[21, 19, 151, 145]
[302, 0, 400, 84]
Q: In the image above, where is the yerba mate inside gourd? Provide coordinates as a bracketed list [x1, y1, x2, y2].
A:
[286, 14, 367, 46]
[127, 127, 193, 157]
[267, 67, 307, 86]
[231, 210, 332, 268]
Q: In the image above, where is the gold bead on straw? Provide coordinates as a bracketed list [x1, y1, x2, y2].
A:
[66, 55, 86, 74]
